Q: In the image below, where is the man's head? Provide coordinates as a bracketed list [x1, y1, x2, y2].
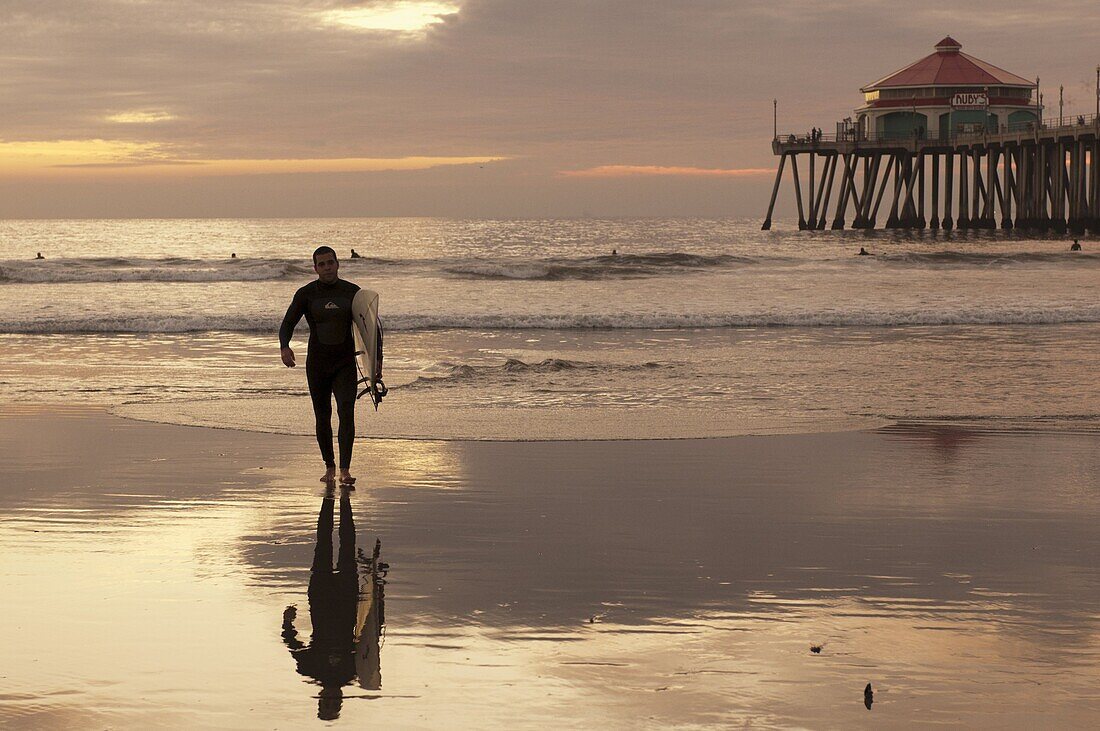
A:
[313, 246, 339, 283]
[317, 685, 343, 721]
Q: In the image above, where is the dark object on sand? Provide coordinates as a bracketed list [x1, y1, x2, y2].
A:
[810, 645, 822, 653]
[858, 247, 870, 256]
[1071, 240, 1081, 251]
[864, 683, 874, 709]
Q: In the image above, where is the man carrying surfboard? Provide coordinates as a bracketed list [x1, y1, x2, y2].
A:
[280, 246, 361, 485]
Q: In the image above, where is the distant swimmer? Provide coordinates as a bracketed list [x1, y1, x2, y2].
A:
[280, 246, 362, 486]
[34, 252, 44, 260]
[858, 247, 871, 256]
[611, 248, 618, 256]
[231, 252, 237, 259]
[1070, 240, 1081, 251]
[350, 249, 362, 259]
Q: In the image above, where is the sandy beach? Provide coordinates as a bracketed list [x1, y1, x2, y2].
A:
[3, 404, 1099, 728]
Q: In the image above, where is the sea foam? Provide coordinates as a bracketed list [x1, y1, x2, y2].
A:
[4, 306, 1100, 334]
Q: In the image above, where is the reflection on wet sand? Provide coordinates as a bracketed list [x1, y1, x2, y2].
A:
[883, 421, 983, 459]
[281, 489, 386, 720]
[3, 410, 1100, 727]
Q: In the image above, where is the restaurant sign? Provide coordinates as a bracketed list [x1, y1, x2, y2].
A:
[952, 92, 988, 109]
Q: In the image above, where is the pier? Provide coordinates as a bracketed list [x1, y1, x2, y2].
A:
[762, 38, 1099, 233]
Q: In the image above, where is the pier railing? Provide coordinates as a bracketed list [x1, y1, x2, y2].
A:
[777, 113, 1099, 149]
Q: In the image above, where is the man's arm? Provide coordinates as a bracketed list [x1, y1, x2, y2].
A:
[281, 605, 305, 651]
[279, 288, 306, 367]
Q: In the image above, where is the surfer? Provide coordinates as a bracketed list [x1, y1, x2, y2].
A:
[34, 252, 44, 260]
[350, 249, 362, 259]
[280, 246, 361, 485]
[858, 247, 871, 256]
[1070, 240, 1081, 251]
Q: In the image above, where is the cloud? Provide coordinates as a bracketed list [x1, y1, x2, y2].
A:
[0, 139, 506, 178]
[320, 1, 461, 33]
[0, 140, 173, 175]
[560, 165, 775, 179]
[106, 111, 177, 124]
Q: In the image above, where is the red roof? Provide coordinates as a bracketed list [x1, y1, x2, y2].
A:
[863, 38, 1034, 90]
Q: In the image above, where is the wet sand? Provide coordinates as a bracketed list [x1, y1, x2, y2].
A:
[2, 406, 1100, 728]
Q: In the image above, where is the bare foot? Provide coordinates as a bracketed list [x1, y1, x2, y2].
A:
[320, 466, 336, 483]
[339, 469, 356, 487]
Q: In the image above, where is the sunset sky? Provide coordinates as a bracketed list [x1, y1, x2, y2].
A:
[1, 0, 1097, 217]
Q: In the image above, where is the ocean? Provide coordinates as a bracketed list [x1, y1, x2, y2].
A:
[2, 217, 1098, 438]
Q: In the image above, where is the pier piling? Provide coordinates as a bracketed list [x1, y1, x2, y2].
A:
[765, 119, 1098, 232]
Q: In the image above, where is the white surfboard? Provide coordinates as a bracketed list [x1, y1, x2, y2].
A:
[350, 288, 386, 408]
[354, 539, 384, 690]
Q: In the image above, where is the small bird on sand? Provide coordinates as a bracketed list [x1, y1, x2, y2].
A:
[864, 683, 874, 709]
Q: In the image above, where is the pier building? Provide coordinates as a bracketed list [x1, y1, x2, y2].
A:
[857, 37, 1036, 142]
[762, 38, 1099, 233]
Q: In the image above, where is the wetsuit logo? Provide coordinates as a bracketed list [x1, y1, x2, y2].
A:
[324, 301, 339, 309]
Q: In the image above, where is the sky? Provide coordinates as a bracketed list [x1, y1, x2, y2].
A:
[0, 0, 1097, 218]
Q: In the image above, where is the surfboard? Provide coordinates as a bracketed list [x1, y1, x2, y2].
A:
[354, 538, 384, 690]
[350, 288, 386, 409]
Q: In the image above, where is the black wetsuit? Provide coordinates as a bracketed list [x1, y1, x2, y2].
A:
[279, 279, 361, 468]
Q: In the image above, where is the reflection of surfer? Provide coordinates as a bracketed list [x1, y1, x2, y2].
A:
[279, 246, 361, 485]
[281, 491, 386, 720]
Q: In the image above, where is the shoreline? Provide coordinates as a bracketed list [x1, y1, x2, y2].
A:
[109, 398, 892, 442]
[109, 396, 1100, 443]
[14, 400, 1100, 446]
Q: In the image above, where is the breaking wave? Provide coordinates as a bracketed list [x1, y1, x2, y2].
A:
[0, 257, 319, 284]
[441, 253, 758, 280]
[876, 251, 1100, 266]
[398, 358, 665, 390]
[5, 305, 1100, 334]
[0, 252, 760, 284]
[2, 248, 1094, 285]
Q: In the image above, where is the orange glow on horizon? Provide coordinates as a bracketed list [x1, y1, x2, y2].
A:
[0, 140, 508, 178]
[106, 111, 177, 124]
[560, 165, 775, 179]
